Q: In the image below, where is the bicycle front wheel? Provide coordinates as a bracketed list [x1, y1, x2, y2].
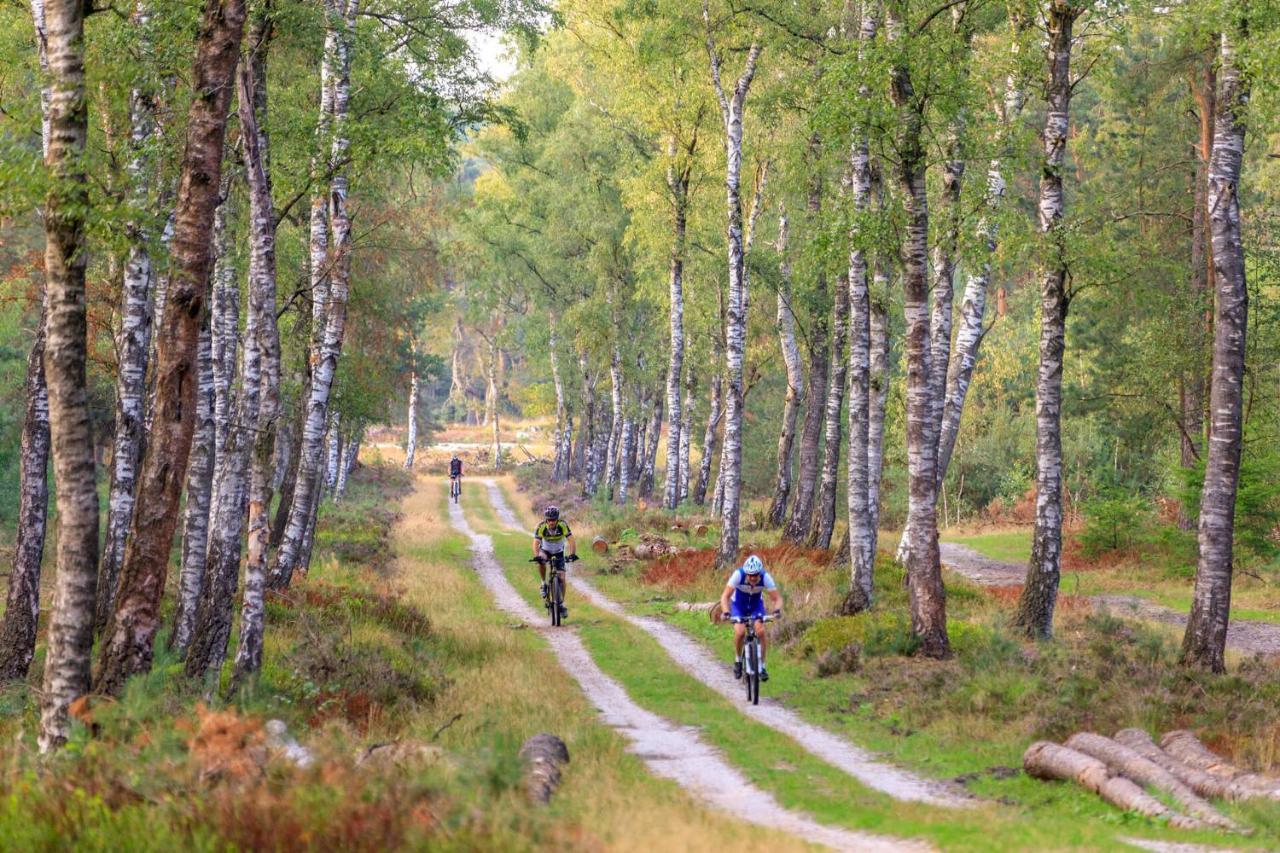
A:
[551, 575, 564, 626]
[745, 640, 759, 704]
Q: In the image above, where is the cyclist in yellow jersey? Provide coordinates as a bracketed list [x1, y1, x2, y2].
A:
[533, 505, 576, 604]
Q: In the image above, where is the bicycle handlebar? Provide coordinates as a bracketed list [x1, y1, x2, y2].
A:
[726, 612, 781, 624]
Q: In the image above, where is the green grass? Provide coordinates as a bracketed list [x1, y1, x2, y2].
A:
[940, 529, 1032, 564]
[467, 485, 1277, 851]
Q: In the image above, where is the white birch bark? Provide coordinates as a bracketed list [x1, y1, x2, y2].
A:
[233, 29, 278, 685]
[640, 395, 662, 498]
[97, 0, 159, 635]
[867, 288, 890, 558]
[268, 0, 358, 589]
[325, 410, 341, 493]
[170, 320, 215, 655]
[708, 26, 762, 563]
[604, 343, 623, 497]
[767, 202, 804, 527]
[663, 152, 690, 509]
[548, 316, 569, 481]
[811, 268, 851, 550]
[1015, 0, 1080, 640]
[38, 0, 99, 750]
[405, 356, 419, 470]
[1182, 22, 1249, 672]
[679, 374, 694, 503]
[210, 184, 239, 460]
[887, 4, 948, 658]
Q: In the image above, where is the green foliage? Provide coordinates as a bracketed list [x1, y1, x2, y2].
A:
[1180, 449, 1280, 565]
[1079, 491, 1154, 558]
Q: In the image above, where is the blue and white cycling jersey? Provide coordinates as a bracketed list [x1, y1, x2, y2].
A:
[725, 568, 777, 618]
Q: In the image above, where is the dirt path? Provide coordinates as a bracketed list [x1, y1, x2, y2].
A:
[445, 492, 919, 852]
[939, 543, 1280, 656]
[480, 480, 968, 809]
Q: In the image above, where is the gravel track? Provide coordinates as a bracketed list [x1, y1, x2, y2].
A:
[446, 493, 919, 852]
[480, 480, 968, 809]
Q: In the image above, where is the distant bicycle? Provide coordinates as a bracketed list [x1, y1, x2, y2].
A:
[729, 612, 779, 705]
[449, 476, 461, 503]
[531, 553, 578, 626]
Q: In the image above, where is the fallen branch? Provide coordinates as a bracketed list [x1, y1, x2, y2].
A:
[1114, 729, 1249, 802]
[1023, 741, 1203, 829]
[1161, 730, 1280, 797]
[1066, 733, 1239, 830]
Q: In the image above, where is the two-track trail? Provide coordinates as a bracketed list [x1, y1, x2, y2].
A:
[445, 485, 920, 852]
[478, 479, 967, 809]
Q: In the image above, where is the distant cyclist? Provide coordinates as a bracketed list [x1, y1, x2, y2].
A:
[449, 454, 463, 487]
[719, 554, 782, 682]
[533, 505, 577, 612]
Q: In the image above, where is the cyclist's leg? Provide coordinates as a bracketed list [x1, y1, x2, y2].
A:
[732, 621, 746, 658]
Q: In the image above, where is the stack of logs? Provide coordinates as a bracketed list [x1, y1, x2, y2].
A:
[590, 525, 711, 562]
[1024, 729, 1280, 831]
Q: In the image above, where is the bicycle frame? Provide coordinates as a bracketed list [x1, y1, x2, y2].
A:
[729, 613, 776, 705]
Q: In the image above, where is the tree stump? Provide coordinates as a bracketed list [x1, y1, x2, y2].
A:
[519, 733, 570, 804]
[591, 536, 609, 555]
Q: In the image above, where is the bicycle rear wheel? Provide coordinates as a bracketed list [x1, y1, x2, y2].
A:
[551, 574, 564, 627]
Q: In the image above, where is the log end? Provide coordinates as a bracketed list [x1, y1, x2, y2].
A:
[519, 733, 570, 805]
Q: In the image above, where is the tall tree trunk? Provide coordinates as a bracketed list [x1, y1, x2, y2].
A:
[404, 353, 419, 468]
[867, 289, 890, 558]
[784, 138, 829, 543]
[325, 411, 341, 493]
[679, 372, 695, 503]
[695, 368, 722, 505]
[604, 343, 623, 498]
[936, 27, 1028, 487]
[334, 422, 358, 500]
[97, 3, 159, 635]
[209, 183, 239, 459]
[663, 156, 690, 509]
[549, 316, 569, 481]
[640, 395, 662, 499]
[888, 5, 948, 658]
[767, 202, 804, 527]
[185, 183, 266, 684]
[271, 372, 305, 547]
[617, 411, 635, 505]
[1014, 0, 1080, 640]
[268, 0, 357, 589]
[93, 0, 248, 696]
[170, 317, 215, 655]
[487, 338, 501, 467]
[38, 0, 99, 750]
[1182, 23, 1248, 673]
[0, 307, 50, 681]
[811, 268, 850, 550]
[842, 14, 877, 607]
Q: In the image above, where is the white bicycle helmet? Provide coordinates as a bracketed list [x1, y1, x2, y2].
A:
[742, 554, 765, 575]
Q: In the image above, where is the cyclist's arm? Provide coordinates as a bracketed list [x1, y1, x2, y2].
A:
[767, 588, 783, 613]
[532, 536, 543, 558]
[718, 574, 737, 616]
[565, 533, 576, 557]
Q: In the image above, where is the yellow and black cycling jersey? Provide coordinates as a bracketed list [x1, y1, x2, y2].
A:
[534, 520, 572, 542]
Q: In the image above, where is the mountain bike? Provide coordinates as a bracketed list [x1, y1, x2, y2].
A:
[449, 476, 461, 503]
[532, 553, 578, 626]
[729, 612, 779, 706]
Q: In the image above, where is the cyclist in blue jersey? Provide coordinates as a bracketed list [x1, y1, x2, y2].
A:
[718, 554, 782, 681]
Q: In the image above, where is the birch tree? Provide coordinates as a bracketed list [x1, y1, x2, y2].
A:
[1014, 0, 1085, 640]
[93, 0, 247, 695]
[38, 0, 99, 749]
[1182, 17, 1250, 672]
[767, 202, 804, 526]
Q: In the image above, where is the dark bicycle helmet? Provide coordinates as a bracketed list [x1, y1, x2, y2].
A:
[544, 505, 560, 521]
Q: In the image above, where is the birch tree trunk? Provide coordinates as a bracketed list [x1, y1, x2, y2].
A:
[271, 373, 306, 548]
[325, 411, 341, 493]
[767, 203, 803, 527]
[708, 36, 763, 567]
[169, 318, 214, 655]
[679, 373, 694, 503]
[404, 358, 419, 466]
[842, 23, 877, 604]
[185, 184, 266, 683]
[604, 344, 623, 498]
[784, 139, 829, 544]
[487, 338, 501, 467]
[1182, 23, 1249, 673]
[1014, 0, 1079, 640]
[335, 423, 359, 500]
[810, 269, 850, 550]
[0, 0, 53, 684]
[210, 185, 239, 459]
[93, 0, 247, 695]
[888, 6, 948, 658]
[640, 396, 662, 498]
[268, 0, 357, 589]
[232, 24, 278, 684]
[0, 308, 50, 681]
[695, 367, 722, 505]
[936, 22, 1027, 488]
[663, 156, 690, 509]
[867, 291, 890, 556]
[617, 411, 634, 505]
[97, 4, 159, 635]
[549, 316, 569, 481]
[38, 0, 100, 750]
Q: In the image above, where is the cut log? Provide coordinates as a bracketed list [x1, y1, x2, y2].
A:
[1114, 728, 1249, 802]
[1161, 730, 1280, 796]
[1066, 733, 1238, 830]
[1023, 741, 1203, 829]
[519, 732, 570, 804]
[591, 536, 609, 555]
[694, 523, 709, 536]
[631, 543, 653, 561]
